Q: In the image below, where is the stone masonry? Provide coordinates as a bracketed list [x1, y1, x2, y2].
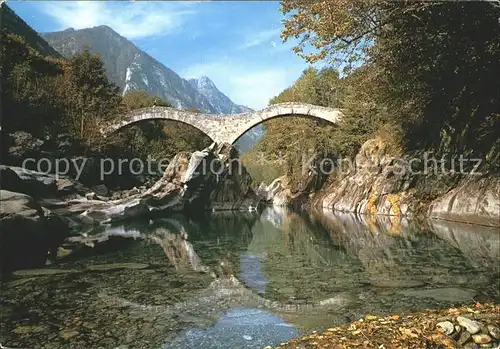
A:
[102, 102, 343, 144]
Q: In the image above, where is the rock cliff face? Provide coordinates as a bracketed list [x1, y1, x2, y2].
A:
[427, 177, 500, 227]
[313, 138, 500, 226]
[262, 137, 500, 227]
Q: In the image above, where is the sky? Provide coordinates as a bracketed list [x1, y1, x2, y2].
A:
[7, 0, 312, 109]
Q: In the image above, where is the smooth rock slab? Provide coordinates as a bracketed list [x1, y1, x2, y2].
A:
[86, 263, 149, 271]
[12, 268, 80, 277]
[472, 333, 492, 344]
[488, 324, 500, 339]
[370, 278, 426, 288]
[396, 288, 476, 302]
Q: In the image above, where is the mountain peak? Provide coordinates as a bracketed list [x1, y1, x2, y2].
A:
[42, 24, 252, 115]
[189, 76, 217, 91]
[188, 77, 251, 114]
[95, 25, 116, 32]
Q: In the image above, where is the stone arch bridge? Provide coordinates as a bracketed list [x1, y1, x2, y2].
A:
[102, 103, 343, 145]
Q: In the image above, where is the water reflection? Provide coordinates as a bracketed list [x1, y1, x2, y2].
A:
[429, 219, 500, 272]
[164, 307, 299, 349]
[149, 227, 208, 272]
[0, 207, 498, 349]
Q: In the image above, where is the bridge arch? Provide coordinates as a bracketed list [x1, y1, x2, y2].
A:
[226, 103, 343, 145]
[101, 103, 343, 145]
[101, 107, 220, 142]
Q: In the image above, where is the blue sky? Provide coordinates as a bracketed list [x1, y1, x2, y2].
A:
[8, 0, 312, 109]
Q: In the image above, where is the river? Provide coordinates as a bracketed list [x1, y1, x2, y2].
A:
[1, 208, 499, 349]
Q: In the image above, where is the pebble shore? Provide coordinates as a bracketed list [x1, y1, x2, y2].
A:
[264, 303, 500, 349]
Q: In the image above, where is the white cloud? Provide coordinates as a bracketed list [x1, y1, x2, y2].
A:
[238, 28, 281, 50]
[183, 59, 305, 109]
[39, 1, 196, 39]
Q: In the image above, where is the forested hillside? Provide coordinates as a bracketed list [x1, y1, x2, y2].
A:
[243, 1, 500, 188]
[42, 26, 252, 115]
[0, 3, 211, 164]
[0, 4, 61, 58]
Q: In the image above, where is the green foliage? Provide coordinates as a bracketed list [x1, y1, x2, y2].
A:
[269, 67, 344, 107]
[1, 3, 61, 58]
[0, 32, 64, 138]
[279, 0, 500, 171]
[243, 66, 347, 185]
[109, 91, 212, 160]
[1, 29, 211, 163]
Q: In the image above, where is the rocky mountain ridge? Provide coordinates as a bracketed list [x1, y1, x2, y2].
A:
[41, 25, 251, 115]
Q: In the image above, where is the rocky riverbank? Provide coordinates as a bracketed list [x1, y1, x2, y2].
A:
[0, 142, 260, 275]
[257, 137, 500, 227]
[265, 303, 500, 349]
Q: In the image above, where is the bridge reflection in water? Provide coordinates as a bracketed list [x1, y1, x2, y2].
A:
[1, 208, 498, 349]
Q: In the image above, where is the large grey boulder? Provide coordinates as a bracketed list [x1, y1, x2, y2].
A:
[74, 143, 261, 224]
[0, 165, 90, 198]
[0, 190, 69, 275]
[428, 176, 500, 227]
[0, 165, 24, 193]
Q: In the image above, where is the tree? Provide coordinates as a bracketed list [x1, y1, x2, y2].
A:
[243, 66, 346, 187]
[111, 91, 211, 160]
[0, 32, 64, 137]
[280, 1, 500, 167]
[55, 48, 121, 148]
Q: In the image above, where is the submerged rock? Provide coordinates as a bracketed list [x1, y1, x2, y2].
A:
[428, 176, 500, 227]
[86, 263, 149, 271]
[0, 190, 70, 275]
[12, 268, 80, 277]
[396, 288, 477, 302]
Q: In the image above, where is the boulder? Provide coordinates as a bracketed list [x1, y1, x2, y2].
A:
[91, 184, 109, 197]
[0, 190, 69, 275]
[7, 166, 57, 198]
[1, 166, 92, 199]
[256, 176, 287, 202]
[428, 176, 500, 227]
[0, 165, 24, 193]
[73, 143, 261, 224]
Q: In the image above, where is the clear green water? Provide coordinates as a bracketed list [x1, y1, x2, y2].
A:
[1, 208, 499, 349]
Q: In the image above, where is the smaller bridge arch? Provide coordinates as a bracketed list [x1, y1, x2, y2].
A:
[101, 103, 343, 145]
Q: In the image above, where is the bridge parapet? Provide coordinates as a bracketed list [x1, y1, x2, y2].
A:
[101, 103, 343, 144]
